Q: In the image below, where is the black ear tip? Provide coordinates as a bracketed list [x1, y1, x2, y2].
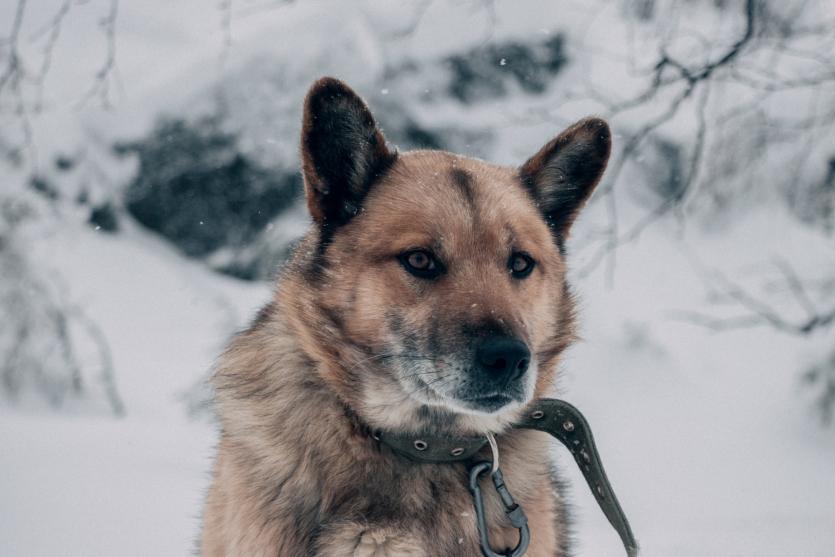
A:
[305, 77, 361, 110]
[308, 76, 351, 95]
[577, 117, 611, 156]
[580, 116, 609, 135]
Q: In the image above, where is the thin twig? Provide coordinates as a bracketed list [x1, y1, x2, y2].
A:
[68, 305, 126, 416]
[77, 0, 119, 109]
[672, 261, 835, 336]
[31, 0, 72, 112]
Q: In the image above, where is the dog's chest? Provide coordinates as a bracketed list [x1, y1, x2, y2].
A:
[351, 529, 426, 557]
[316, 509, 546, 557]
[311, 472, 551, 557]
[315, 521, 472, 557]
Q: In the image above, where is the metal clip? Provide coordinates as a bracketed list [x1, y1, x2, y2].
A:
[467, 434, 530, 557]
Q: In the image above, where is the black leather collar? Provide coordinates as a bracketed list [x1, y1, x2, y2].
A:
[374, 429, 487, 463]
[375, 398, 638, 557]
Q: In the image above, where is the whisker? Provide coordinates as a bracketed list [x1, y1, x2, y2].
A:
[345, 351, 433, 376]
[394, 373, 459, 404]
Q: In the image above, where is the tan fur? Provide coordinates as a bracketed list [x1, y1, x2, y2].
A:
[202, 79, 608, 556]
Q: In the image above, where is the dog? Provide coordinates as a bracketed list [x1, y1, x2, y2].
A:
[201, 76, 611, 556]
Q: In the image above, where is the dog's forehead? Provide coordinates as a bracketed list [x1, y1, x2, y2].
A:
[360, 150, 547, 245]
[391, 150, 515, 195]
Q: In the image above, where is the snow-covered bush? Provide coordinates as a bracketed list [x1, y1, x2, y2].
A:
[120, 116, 300, 261]
[0, 194, 123, 414]
[445, 34, 566, 103]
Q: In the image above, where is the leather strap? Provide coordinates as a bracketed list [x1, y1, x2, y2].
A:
[375, 398, 638, 556]
[517, 399, 638, 557]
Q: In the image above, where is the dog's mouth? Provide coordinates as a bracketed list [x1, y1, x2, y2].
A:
[412, 374, 524, 414]
[459, 393, 515, 412]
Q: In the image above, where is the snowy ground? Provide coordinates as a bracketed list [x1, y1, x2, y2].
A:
[2, 0, 834, 556]
[0, 220, 267, 556]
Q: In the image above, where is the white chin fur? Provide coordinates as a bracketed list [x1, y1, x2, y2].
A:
[361, 363, 538, 434]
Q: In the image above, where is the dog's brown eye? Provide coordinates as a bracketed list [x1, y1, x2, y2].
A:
[407, 251, 431, 270]
[509, 252, 535, 279]
[399, 249, 442, 279]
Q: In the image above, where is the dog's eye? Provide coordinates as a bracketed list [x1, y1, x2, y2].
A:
[399, 249, 442, 279]
[509, 252, 535, 279]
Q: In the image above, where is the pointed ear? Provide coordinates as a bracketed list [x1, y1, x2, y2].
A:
[519, 117, 611, 237]
[300, 77, 396, 227]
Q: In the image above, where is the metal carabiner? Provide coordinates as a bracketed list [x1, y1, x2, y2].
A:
[468, 447, 530, 557]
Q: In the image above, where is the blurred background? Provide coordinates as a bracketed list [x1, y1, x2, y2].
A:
[1, 0, 834, 555]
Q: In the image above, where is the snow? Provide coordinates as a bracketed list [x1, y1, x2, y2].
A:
[2, 0, 835, 556]
[1, 220, 267, 556]
[565, 205, 835, 556]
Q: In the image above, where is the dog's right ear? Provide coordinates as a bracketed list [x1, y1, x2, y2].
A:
[301, 77, 396, 227]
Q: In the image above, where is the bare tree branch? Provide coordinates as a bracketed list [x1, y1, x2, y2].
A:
[607, 0, 756, 116]
[0, 0, 34, 163]
[78, 0, 120, 109]
[1, 196, 125, 415]
[31, 0, 72, 113]
[67, 305, 125, 417]
[0, 0, 26, 97]
[218, 0, 233, 67]
[671, 260, 835, 336]
[0, 0, 123, 164]
[576, 0, 835, 288]
[802, 348, 835, 426]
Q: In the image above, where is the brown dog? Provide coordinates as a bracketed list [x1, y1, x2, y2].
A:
[201, 77, 610, 556]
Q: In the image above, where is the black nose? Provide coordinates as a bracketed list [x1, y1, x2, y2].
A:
[475, 335, 531, 386]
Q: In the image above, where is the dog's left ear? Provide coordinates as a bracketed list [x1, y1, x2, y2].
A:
[519, 117, 611, 237]
[301, 77, 396, 227]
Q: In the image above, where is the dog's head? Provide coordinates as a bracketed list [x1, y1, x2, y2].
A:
[286, 77, 609, 433]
